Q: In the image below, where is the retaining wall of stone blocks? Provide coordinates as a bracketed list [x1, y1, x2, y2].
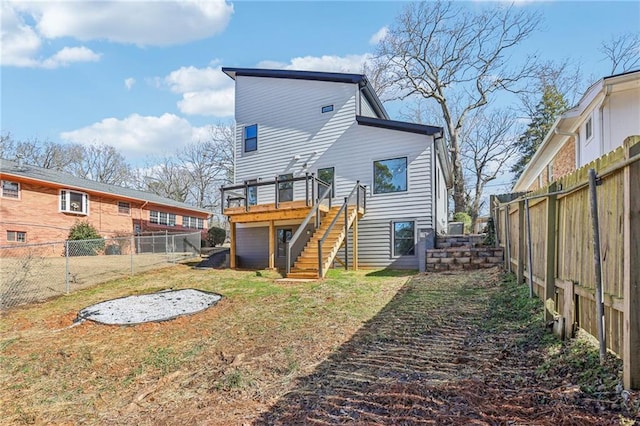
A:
[426, 247, 504, 272]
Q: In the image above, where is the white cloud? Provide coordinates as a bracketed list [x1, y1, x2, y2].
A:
[60, 113, 209, 162]
[41, 46, 101, 69]
[124, 77, 136, 90]
[20, 0, 233, 46]
[257, 54, 373, 74]
[369, 26, 388, 45]
[164, 66, 235, 117]
[2, 0, 233, 68]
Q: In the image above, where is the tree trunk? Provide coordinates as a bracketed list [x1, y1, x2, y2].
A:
[449, 131, 466, 213]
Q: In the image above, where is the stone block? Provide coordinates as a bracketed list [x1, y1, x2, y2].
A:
[426, 257, 440, 264]
[440, 257, 455, 264]
[456, 257, 471, 264]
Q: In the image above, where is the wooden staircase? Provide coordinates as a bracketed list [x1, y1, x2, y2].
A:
[287, 206, 359, 279]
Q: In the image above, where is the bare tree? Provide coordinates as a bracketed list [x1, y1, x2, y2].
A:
[600, 32, 640, 75]
[375, 1, 541, 213]
[178, 123, 235, 210]
[0, 133, 81, 170]
[67, 143, 132, 186]
[460, 108, 520, 227]
[136, 157, 191, 203]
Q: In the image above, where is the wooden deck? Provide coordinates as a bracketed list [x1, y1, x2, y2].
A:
[224, 200, 330, 223]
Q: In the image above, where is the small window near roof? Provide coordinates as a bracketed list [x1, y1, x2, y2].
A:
[118, 201, 130, 215]
[586, 117, 593, 140]
[321, 105, 334, 113]
[1, 180, 20, 199]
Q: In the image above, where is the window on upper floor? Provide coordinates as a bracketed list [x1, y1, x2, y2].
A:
[118, 201, 130, 215]
[7, 230, 26, 243]
[373, 157, 408, 194]
[321, 104, 334, 113]
[392, 221, 415, 256]
[278, 174, 293, 202]
[317, 167, 335, 197]
[246, 179, 258, 206]
[60, 190, 89, 215]
[244, 124, 258, 152]
[183, 216, 205, 229]
[150, 210, 176, 226]
[585, 117, 593, 140]
[1, 180, 20, 199]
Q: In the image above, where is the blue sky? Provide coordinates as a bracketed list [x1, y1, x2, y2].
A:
[1, 1, 639, 165]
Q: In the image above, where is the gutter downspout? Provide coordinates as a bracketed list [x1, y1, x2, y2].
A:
[433, 132, 444, 234]
[599, 84, 613, 160]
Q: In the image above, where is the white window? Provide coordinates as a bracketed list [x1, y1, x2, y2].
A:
[150, 210, 176, 226]
[183, 216, 205, 229]
[7, 230, 26, 243]
[392, 221, 415, 256]
[118, 201, 130, 215]
[585, 117, 593, 140]
[60, 190, 89, 215]
[1, 180, 20, 199]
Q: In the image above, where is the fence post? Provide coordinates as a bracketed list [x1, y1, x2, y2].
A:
[545, 182, 558, 322]
[504, 204, 511, 272]
[65, 240, 70, 294]
[517, 200, 525, 286]
[526, 198, 534, 299]
[623, 138, 640, 389]
[130, 235, 135, 276]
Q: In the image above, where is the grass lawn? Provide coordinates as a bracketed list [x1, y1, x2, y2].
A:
[1, 266, 637, 425]
[0, 265, 412, 425]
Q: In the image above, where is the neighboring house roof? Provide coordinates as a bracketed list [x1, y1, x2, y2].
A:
[513, 69, 640, 191]
[0, 158, 210, 215]
[222, 67, 390, 120]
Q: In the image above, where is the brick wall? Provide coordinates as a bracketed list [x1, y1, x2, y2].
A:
[552, 137, 576, 180]
[0, 179, 208, 244]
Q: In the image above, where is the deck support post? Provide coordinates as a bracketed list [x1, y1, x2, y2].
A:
[230, 221, 237, 269]
[353, 212, 358, 271]
[268, 220, 275, 270]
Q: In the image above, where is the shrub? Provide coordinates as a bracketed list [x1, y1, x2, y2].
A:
[207, 226, 227, 247]
[67, 221, 105, 256]
[452, 212, 472, 234]
[483, 217, 496, 246]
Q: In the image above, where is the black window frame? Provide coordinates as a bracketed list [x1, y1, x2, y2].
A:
[373, 157, 408, 194]
[392, 220, 415, 257]
[244, 124, 258, 152]
[321, 104, 334, 113]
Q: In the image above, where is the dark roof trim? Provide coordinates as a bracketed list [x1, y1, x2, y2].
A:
[603, 68, 640, 81]
[356, 116, 442, 136]
[222, 67, 390, 120]
[222, 67, 366, 85]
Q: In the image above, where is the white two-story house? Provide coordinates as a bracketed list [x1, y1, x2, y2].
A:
[514, 69, 640, 192]
[220, 68, 452, 278]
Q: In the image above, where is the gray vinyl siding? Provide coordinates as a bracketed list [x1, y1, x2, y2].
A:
[359, 96, 377, 118]
[232, 75, 440, 270]
[235, 222, 312, 269]
[235, 226, 269, 269]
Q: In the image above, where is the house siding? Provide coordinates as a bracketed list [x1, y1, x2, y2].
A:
[230, 72, 442, 270]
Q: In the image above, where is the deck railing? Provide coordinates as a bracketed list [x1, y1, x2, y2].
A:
[317, 181, 366, 277]
[220, 173, 330, 213]
[285, 182, 333, 275]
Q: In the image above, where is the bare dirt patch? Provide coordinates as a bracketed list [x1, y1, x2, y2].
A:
[0, 267, 637, 425]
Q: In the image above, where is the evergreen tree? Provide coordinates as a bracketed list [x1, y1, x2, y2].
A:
[511, 85, 568, 180]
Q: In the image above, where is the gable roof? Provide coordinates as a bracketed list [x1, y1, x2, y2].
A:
[0, 158, 210, 215]
[222, 67, 389, 120]
[513, 69, 640, 191]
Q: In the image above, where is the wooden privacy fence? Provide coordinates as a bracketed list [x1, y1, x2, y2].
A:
[492, 136, 640, 390]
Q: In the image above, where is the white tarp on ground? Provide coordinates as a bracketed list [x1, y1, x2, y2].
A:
[77, 289, 222, 325]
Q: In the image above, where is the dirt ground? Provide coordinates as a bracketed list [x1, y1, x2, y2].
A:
[1, 267, 638, 425]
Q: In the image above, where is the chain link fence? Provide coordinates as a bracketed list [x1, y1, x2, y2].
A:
[0, 232, 202, 310]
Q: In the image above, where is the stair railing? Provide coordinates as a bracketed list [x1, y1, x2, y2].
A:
[286, 179, 332, 275]
[317, 181, 366, 277]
